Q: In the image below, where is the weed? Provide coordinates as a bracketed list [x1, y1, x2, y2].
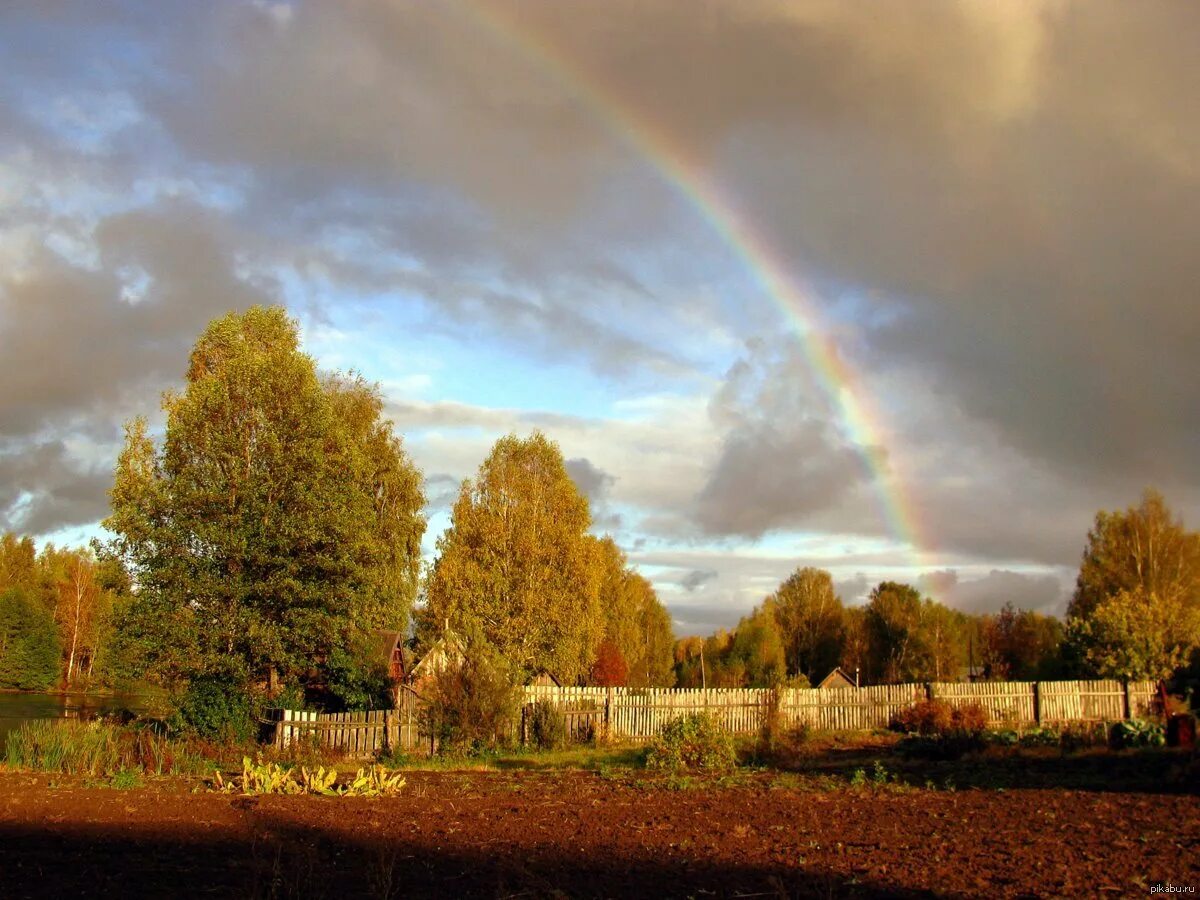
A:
[646, 713, 737, 773]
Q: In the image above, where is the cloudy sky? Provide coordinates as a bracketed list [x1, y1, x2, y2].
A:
[2, 1, 1197, 634]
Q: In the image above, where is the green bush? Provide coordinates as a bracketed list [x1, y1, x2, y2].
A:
[172, 677, 257, 743]
[646, 713, 736, 773]
[526, 701, 567, 750]
[419, 646, 520, 754]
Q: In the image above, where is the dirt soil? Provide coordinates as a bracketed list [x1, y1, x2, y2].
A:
[0, 771, 1197, 899]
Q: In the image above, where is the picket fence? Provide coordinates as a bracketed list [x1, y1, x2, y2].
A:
[523, 679, 1159, 740]
[269, 679, 1160, 756]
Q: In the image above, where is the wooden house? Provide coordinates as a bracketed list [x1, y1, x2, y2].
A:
[408, 627, 467, 688]
[817, 667, 858, 690]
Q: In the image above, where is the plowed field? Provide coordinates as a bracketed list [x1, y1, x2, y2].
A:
[1, 771, 1196, 898]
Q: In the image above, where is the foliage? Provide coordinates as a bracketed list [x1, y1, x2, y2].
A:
[1068, 587, 1197, 681]
[323, 637, 394, 712]
[892, 700, 989, 759]
[981, 603, 1065, 680]
[423, 432, 602, 684]
[730, 601, 788, 687]
[1070, 489, 1200, 621]
[1109, 719, 1167, 750]
[526, 700, 567, 750]
[0, 587, 62, 690]
[172, 676, 258, 744]
[890, 699, 953, 735]
[591, 537, 675, 687]
[590, 637, 628, 687]
[645, 712, 737, 773]
[419, 636, 521, 753]
[864, 582, 926, 683]
[103, 306, 425, 692]
[771, 567, 845, 683]
[4, 719, 206, 777]
[213, 757, 406, 796]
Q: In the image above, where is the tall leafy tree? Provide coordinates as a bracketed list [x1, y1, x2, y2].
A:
[104, 306, 425, 692]
[0, 587, 61, 690]
[864, 582, 926, 683]
[731, 601, 788, 687]
[423, 432, 603, 683]
[1068, 588, 1196, 681]
[980, 603, 1064, 680]
[1069, 489, 1200, 620]
[591, 536, 675, 687]
[1067, 490, 1199, 680]
[770, 567, 844, 683]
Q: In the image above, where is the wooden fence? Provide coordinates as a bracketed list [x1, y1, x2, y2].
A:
[269, 679, 1162, 755]
[521, 679, 1162, 741]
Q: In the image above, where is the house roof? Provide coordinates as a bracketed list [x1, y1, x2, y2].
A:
[817, 667, 858, 689]
[409, 628, 467, 678]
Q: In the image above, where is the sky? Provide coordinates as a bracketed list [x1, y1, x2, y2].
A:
[2, 1, 1197, 635]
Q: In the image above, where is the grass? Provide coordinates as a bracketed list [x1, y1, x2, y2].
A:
[4, 719, 210, 777]
[377, 744, 646, 773]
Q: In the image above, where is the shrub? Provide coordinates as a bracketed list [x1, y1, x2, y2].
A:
[893, 701, 989, 760]
[419, 647, 520, 754]
[890, 700, 953, 736]
[646, 713, 736, 773]
[526, 701, 567, 750]
[172, 676, 258, 743]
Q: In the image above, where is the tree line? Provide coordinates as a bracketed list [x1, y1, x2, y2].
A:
[1, 306, 1196, 706]
[674, 489, 1200, 688]
[0, 307, 673, 705]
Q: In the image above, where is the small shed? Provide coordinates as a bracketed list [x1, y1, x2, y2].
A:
[526, 669, 561, 688]
[374, 630, 408, 682]
[817, 667, 858, 690]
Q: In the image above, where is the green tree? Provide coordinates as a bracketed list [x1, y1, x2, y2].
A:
[0, 587, 61, 690]
[770, 567, 844, 683]
[1069, 489, 1200, 621]
[104, 306, 425, 695]
[864, 582, 925, 683]
[423, 432, 602, 683]
[1068, 588, 1197, 681]
[591, 536, 675, 687]
[730, 601, 788, 687]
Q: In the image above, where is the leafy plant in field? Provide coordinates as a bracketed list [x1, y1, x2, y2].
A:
[214, 757, 405, 796]
[645, 712, 736, 773]
[1109, 719, 1166, 749]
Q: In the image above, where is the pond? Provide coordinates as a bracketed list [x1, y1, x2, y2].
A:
[0, 691, 156, 752]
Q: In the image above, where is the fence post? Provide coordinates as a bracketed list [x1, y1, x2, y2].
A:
[1122, 680, 1131, 720]
[1033, 682, 1041, 726]
[604, 687, 614, 742]
[383, 710, 391, 754]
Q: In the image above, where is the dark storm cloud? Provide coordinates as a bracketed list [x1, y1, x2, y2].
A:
[2, 0, 1197, 558]
[694, 344, 870, 538]
[0, 440, 112, 535]
[0, 201, 275, 534]
[919, 569, 1069, 616]
[679, 569, 718, 593]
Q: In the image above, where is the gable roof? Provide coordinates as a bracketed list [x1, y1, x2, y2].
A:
[817, 667, 858, 690]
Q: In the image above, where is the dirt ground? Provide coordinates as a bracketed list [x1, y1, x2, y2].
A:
[0, 770, 1197, 899]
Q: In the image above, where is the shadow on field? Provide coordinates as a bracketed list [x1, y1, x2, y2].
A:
[0, 817, 936, 900]
[792, 747, 1199, 795]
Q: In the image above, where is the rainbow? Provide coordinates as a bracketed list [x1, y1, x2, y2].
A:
[451, 0, 929, 568]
